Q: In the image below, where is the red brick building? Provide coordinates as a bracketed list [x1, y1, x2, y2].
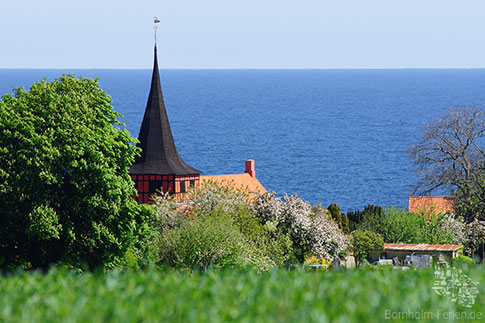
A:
[408, 196, 454, 214]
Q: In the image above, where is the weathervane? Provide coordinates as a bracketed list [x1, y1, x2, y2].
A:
[154, 17, 160, 45]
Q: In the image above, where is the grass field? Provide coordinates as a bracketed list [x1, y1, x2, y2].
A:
[0, 266, 483, 322]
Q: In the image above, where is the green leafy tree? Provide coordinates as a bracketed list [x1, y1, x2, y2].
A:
[352, 230, 384, 266]
[346, 205, 383, 231]
[0, 75, 145, 270]
[360, 207, 428, 243]
[340, 212, 350, 234]
[328, 203, 350, 233]
[379, 208, 429, 243]
[327, 204, 342, 226]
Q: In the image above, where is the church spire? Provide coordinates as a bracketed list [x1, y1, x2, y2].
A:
[129, 45, 201, 175]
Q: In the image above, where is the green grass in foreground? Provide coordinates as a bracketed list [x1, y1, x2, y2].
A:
[0, 267, 484, 322]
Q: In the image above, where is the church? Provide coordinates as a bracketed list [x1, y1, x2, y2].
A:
[129, 45, 265, 203]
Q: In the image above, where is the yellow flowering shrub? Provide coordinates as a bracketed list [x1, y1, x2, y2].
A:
[304, 256, 333, 271]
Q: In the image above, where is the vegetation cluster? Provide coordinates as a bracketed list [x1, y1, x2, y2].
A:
[1, 77, 484, 272]
[153, 183, 349, 270]
[1, 77, 484, 323]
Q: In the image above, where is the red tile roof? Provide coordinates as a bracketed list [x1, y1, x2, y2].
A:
[408, 196, 454, 214]
[382, 243, 462, 252]
[200, 173, 267, 194]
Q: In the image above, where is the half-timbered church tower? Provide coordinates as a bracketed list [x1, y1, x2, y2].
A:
[129, 45, 201, 203]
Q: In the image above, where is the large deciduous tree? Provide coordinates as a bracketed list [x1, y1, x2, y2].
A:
[409, 106, 485, 222]
[0, 75, 145, 270]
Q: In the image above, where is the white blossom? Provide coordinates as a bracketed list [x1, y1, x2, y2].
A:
[253, 192, 350, 261]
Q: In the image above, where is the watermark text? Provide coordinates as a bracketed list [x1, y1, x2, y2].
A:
[384, 310, 482, 320]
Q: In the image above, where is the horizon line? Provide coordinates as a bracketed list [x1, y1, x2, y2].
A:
[2, 66, 485, 71]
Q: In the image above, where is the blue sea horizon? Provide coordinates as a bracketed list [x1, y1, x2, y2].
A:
[2, 68, 485, 212]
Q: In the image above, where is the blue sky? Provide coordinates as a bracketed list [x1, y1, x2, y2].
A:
[1, 0, 484, 69]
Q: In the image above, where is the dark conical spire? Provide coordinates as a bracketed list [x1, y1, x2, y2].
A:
[130, 46, 201, 175]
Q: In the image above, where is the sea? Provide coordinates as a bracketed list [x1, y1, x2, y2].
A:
[2, 69, 485, 212]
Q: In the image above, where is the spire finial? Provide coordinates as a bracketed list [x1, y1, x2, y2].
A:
[154, 17, 160, 46]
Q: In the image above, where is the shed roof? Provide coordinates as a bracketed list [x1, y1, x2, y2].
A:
[380, 243, 462, 252]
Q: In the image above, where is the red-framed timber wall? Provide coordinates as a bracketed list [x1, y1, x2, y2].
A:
[131, 174, 200, 203]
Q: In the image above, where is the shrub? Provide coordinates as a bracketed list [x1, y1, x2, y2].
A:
[153, 182, 288, 270]
[356, 207, 470, 250]
[228, 206, 293, 267]
[253, 193, 349, 262]
[351, 230, 384, 266]
[154, 183, 349, 268]
[467, 219, 485, 259]
[186, 179, 250, 216]
[0, 76, 144, 271]
[360, 207, 428, 243]
[427, 214, 468, 245]
[152, 191, 186, 230]
[157, 212, 272, 271]
[451, 255, 476, 267]
[304, 256, 333, 271]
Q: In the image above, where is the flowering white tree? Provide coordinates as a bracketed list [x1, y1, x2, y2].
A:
[437, 215, 468, 245]
[253, 192, 349, 262]
[152, 180, 250, 228]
